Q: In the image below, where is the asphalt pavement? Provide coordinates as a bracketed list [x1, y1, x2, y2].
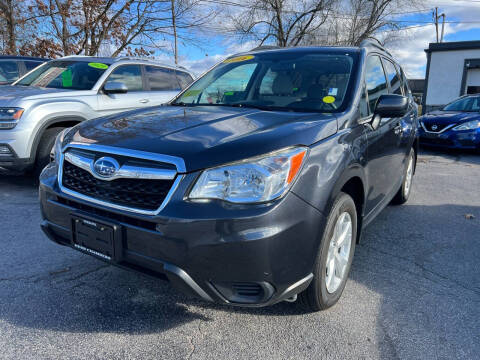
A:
[0, 149, 479, 360]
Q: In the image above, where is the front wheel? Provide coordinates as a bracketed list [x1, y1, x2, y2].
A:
[299, 192, 357, 311]
[391, 148, 415, 205]
[33, 127, 65, 179]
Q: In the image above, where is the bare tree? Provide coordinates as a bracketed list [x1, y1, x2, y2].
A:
[229, 0, 337, 47]
[0, 0, 19, 54]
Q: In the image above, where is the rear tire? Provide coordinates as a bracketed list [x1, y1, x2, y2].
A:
[33, 127, 64, 179]
[299, 192, 357, 312]
[391, 148, 415, 205]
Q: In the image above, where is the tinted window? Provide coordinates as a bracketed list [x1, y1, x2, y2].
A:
[107, 65, 143, 91]
[25, 61, 43, 72]
[176, 71, 193, 89]
[0, 61, 20, 84]
[359, 85, 370, 118]
[145, 66, 179, 91]
[383, 59, 402, 95]
[174, 52, 357, 113]
[365, 56, 388, 112]
[397, 65, 410, 95]
[17, 60, 108, 90]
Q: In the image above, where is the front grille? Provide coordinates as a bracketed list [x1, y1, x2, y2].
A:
[423, 122, 451, 132]
[62, 161, 175, 211]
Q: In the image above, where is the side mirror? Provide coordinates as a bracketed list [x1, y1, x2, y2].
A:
[103, 81, 128, 94]
[374, 94, 408, 118]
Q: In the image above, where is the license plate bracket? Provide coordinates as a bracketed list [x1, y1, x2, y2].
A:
[71, 215, 120, 261]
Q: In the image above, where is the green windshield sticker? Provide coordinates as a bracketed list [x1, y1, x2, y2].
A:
[88, 62, 109, 70]
[183, 89, 201, 97]
[61, 69, 73, 88]
[224, 91, 234, 96]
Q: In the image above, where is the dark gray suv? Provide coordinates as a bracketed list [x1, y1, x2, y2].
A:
[39, 41, 418, 311]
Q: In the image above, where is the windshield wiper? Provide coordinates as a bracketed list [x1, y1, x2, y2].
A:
[227, 103, 274, 111]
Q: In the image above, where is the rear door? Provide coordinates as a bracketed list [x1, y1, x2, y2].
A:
[144, 65, 188, 105]
[97, 64, 151, 116]
[363, 55, 402, 215]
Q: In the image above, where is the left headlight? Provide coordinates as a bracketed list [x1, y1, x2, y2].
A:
[452, 120, 480, 131]
[189, 147, 308, 204]
[51, 128, 70, 164]
[0, 108, 24, 129]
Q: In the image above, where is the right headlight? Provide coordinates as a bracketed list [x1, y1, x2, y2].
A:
[452, 120, 480, 131]
[188, 147, 308, 204]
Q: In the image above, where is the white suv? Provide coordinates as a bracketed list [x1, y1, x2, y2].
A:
[0, 56, 194, 174]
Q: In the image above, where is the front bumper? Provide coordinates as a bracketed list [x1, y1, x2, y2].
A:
[39, 164, 325, 307]
[0, 126, 33, 169]
[418, 127, 480, 149]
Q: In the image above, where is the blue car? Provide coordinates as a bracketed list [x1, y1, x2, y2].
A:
[419, 94, 480, 150]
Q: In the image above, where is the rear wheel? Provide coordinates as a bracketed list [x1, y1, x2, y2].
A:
[299, 192, 357, 312]
[391, 148, 415, 205]
[33, 127, 64, 179]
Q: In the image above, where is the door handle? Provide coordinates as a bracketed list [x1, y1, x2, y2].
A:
[139, 99, 149, 104]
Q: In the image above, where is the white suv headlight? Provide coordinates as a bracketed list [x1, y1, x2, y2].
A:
[189, 147, 308, 204]
[452, 120, 480, 131]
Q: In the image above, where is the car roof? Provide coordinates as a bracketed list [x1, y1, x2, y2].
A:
[0, 55, 48, 61]
[58, 55, 191, 73]
[238, 46, 362, 57]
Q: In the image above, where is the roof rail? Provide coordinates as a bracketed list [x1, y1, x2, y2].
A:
[116, 56, 188, 70]
[249, 45, 281, 52]
[360, 38, 393, 57]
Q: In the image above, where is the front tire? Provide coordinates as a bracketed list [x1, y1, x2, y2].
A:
[299, 192, 357, 312]
[33, 127, 65, 179]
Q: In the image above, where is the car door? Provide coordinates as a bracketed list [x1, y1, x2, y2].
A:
[97, 64, 151, 116]
[382, 58, 415, 185]
[363, 55, 403, 215]
[144, 65, 187, 105]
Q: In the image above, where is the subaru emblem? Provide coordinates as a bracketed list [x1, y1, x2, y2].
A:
[93, 157, 119, 178]
[431, 125, 438, 131]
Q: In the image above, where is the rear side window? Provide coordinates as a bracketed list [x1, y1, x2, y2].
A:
[108, 65, 143, 91]
[365, 56, 388, 112]
[176, 71, 193, 89]
[24, 61, 43, 72]
[145, 66, 180, 91]
[0, 61, 20, 83]
[383, 59, 403, 95]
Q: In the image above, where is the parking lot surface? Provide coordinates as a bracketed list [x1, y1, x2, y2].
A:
[0, 150, 479, 360]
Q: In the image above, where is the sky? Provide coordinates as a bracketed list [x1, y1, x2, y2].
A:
[167, 0, 480, 80]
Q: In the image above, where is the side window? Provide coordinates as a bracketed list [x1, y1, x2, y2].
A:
[25, 61, 43, 72]
[383, 59, 403, 95]
[396, 64, 410, 96]
[175, 71, 193, 89]
[0, 61, 20, 83]
[145, 66, 180, 91]
[365, 55, 388, 112]
[107, 65, 143, 91]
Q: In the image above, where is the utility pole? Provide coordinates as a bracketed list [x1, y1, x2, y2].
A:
[171, 0, 178, 65]
[433, 7, 446, 43]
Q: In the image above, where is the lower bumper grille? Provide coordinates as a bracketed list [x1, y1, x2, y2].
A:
[62, 161, 175, 211]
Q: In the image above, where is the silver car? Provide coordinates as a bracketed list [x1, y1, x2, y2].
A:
[0, 56, 194, 174]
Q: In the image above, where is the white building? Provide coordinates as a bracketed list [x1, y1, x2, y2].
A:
[423, 40, 480, 113]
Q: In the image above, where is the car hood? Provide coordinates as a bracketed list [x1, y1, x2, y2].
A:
[66, 105, 338, 172]
[420, 110, 480, 125]
[0, 85, 84, 106]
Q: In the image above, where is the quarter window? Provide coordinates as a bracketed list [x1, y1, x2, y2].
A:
[365, 56, 388, 112]
[108, 65, 143, 91]
[175, 71, 193, 89]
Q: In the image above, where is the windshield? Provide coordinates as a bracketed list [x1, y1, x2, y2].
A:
[173, 51, 358, 112]
[16, 60, 110, 90]
[443, 96, 480, 112]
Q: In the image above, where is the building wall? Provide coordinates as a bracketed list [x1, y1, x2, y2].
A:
[426, 49, 480, 107]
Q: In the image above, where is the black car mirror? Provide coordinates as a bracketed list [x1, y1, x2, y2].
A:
[374, 94, 408, 118]
[104, 81, 128, 94]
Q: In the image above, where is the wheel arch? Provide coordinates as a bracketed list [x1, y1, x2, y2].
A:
[30, 116, 85, 162]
